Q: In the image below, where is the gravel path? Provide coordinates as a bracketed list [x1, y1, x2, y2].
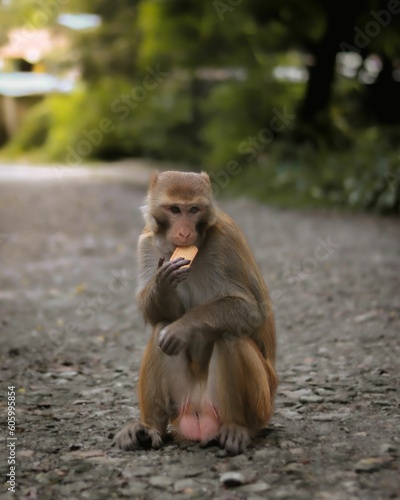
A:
[0, 163, 399, 500]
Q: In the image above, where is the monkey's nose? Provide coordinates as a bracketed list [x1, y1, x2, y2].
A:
[178, 231, 191, 240]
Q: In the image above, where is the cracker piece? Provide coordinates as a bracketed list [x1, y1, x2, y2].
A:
[170, 245, 198, 267]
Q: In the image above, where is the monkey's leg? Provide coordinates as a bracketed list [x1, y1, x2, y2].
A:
[208, 337, 277, 455]
[115, 323, 171, 451]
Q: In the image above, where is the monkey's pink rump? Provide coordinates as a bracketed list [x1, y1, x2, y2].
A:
[178, 403, 220, 442]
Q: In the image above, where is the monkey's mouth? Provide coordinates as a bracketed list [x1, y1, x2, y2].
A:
[171, 242, 196, 249]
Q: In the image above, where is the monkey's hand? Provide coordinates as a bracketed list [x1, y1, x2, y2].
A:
[158, 322, 190, 356]
[156, 257, 191, 291]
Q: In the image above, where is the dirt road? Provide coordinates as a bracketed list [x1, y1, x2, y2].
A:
[0, 163, 399, 499]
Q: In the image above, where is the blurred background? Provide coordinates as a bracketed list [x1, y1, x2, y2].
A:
[0, 0, 399, 212]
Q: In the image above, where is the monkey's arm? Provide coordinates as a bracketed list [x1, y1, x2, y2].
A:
[158, 222, 269, 355]
[158, 293, 264, 355]
[137, 233, 187, 324]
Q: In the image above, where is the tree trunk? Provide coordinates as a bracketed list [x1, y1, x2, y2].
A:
[299, 0, 365, 125]
[367, 54, 400, 124]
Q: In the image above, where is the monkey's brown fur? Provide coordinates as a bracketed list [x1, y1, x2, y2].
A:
[115, 171, 277, 454]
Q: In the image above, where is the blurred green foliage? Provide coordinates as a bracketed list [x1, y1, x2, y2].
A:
[1, 0, 399, 212]
[226, 129, 399, 213]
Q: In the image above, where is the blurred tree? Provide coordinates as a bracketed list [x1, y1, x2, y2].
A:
[298, 0, 365, 127]
[135, 0, 400, 133]
[2, 0, 399, 212]
[67, 0, 140, 81]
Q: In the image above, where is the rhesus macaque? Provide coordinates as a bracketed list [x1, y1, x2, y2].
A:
[115, 171, 277, 454]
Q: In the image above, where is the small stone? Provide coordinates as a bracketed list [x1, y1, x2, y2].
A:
[354, 432, 367, 437]
[68, 449, 106, 459]
[164, 465, 186, 479]
[311, 412, 348, 422]
[17, 449, 34, 458]
[239, 481, 271, 493]
[299, 395, 324, 404]
[149, 475, 174, 488]
[326, 393, 353, 404]
[174, 478, 197, 493]
[220, 471, 246, 487]
[123, 483, 148, 495]
[279, 440, 297, 449]
[216, 449, 227, 458]
[253, 449, 273, 460]
[283, 463, 304, 474]
[122, 466, 153, 478]
[184, 466, 204, 477]
[229, 455, 249, 467]
[281, 388, 312, 400]
[211, 462, 231, 473]
[379, 443, 397, 455]
[354, 311, 377, 323]
[354, 457, 393, 472]
[277, 409, 304, 420]
[58, 370, 78, 377]
[290, 448, 304, 456]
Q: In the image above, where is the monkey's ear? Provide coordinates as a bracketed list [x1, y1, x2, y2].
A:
[149, 171, 159, 190]
[200, 171, 211, 185]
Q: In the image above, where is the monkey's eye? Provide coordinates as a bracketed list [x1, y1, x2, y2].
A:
[170, 206, 181, 214]
[189, 206, 199, 214]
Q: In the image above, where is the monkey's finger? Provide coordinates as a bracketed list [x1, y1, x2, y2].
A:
[148, 429, 163, 450]
[218, 427, 228, 447]
[159, 335, 183, 356]
[174, 273, 189, 283]
[115, 422, 141, 450]
[223, 427, 250, 455]
[226, 433, 241, 455]
[159, 336, 175, 354]
[158, 326, 169, 343]
[161, 258, 191, 277]
[157, 257, 165, 269]
[170, 257, 190, 265]
[169, 268, 190, 283]
[158, 332, 171, 351]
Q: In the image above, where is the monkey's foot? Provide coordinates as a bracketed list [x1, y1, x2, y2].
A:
[115, 421, 163, 451]
[218, 423, 251, 455]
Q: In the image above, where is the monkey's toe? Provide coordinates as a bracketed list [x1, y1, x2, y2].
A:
[115, 421, 163, 451]
[218, 423, 251, 455]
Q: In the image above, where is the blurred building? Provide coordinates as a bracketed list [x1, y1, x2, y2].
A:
[0, 13, 100, 144]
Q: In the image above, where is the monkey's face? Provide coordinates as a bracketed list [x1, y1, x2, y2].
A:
[145, 171, 217, 253]
[154, 204, 208, 249]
